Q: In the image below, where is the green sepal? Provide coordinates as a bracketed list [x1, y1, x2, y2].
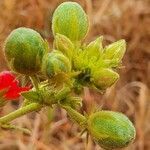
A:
[91, 68, 119, 90]
[54, 33, 74, 59]
[63, 105, 87, 128]
[21, 90, 41, 102]
[96, 59, 121, 68]
[59, 96, 82, 109]
[103, 39, 126, 62]
[55, 86, 71, 101]
[73, 37, 103, 72]
[84, 36, 103, 59]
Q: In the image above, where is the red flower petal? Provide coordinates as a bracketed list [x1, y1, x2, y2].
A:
[0, 71, 15, 90]
[4, 81, 30, 100]
[0, 71, 30, 100]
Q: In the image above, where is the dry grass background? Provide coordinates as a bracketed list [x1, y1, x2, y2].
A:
[0, 0, 150, 150]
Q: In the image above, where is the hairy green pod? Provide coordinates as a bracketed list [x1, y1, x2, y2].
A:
[92, 68, 119, 90]
[52, 2, 89, 41]
[4, 27, 47, 75]
[87, 111, 136, 149]
[42, 50, 71, 77]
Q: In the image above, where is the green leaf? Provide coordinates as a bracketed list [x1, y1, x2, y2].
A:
[21, 91, 41, 102]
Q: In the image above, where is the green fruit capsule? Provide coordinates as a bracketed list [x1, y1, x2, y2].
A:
[4, 27, 47, 75]
[52, 2, 89, 41]
[87, 111, 136, 150]
[42, 50, 71, 78]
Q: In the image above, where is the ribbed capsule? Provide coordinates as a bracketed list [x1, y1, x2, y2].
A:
[4, 27, 47, 75]
[52, 2, 89, 41]
[87, 111, 136, 150]
[42, 50, 71, 78]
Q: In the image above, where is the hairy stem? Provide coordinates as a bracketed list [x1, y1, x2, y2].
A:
[1, 124, 31, 135]
[0, 103, 42, 124]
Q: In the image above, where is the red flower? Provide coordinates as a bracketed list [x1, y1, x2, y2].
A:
[0, 71, 30, 100]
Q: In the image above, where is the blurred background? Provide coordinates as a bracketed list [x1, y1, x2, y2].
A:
[0, 0, 150, 150]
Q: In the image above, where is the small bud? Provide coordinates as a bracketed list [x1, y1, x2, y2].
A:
[85, 36, 103, 58]
[54, 33, 74, 59]
[103, 40, 126, 62]
[87, 111, 136, 149]
[4, 27, 47, 75]
[52, 2, 89, 41]
[91, 68, 119, 89]
[42, 50, 71, 78]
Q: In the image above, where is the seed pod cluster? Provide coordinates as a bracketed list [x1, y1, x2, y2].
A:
[3, 2, 136, 149]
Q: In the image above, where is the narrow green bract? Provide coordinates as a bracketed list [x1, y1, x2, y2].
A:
[87, 111, 136, 149]
[4, 27, 47, 75]
[52, 2, 89, 41]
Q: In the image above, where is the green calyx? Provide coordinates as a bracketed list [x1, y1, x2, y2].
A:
[72, 37, 126, 90]
[87, 111, 136, 149]
[52, 2, 89, 41]
[42, 50, 71, 78]
[4, 27, 47, 75]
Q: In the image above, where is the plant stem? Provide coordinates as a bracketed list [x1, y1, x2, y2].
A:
[30, 75, 39, 90]
[0, 103, 42, 124]
[1, 124, 31, 135]
[63, 106, 87, 128]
